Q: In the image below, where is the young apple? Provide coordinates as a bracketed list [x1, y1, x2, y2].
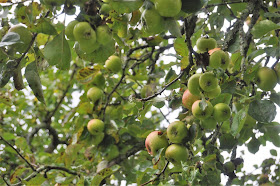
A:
[209, 50, 230, 70]
[87, 119, 105, 135]
[96, 25, 112, 45]
[165, 144, 189, 165]
[105, 55, 122, 73]
[182, 89, 200, 110]
[256, 67, 278, 91]
[87, 87, 103, 103]
[213, 103, 231, 122]
[188, 73, 202, 96]
[142, 8, 165, 35]
[192, 100, 214, 120]
[167, 121, 188, 143]
[199, 72, 219, 92]
[145, 131, 169, 156]
[65, 20, 78, 40]
[274, 63, 280, 83]
[196, 37, 217, 52]
[203, 85, 221, 99]
[154, 0, 182, 17]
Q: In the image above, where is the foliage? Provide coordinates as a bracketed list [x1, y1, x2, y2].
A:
[0, 0, 280, 185]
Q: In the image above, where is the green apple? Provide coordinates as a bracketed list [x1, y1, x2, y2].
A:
[87, 87, 103, 103]
[181, 0, 204, 13]
[92, 71, 105, 88]
[167, 121, 188, 143]
[203, 85, 221, 99]
[201, 117, 216, 130]
[145, 131, 169, 156]
[8, 25, 32, 53]
[213, 103, 231, 122]
[187, 73, 201, 96]
[256, 67, 278, 91]
[199, 72, 219, 92]
[87, 119, 105, 135]
[155, 0, 181, 17]
[192, 100, 213, 120]
[274, 63, 280, 83]
[209, 50, 230, 70]
[142, 8, 165, 35]
[196, 37, 217, 52]
[182, 89, 200, 110]
[65, 20, 78, 40]
[165, 144, 188, 164]
[73, 22, 96, 41]
[105, 55, 122, 73]
[96, 25, 112, 45]
[223, 161, 235, 174]
[100, 4, 111, 15]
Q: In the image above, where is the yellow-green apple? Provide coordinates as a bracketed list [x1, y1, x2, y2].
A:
[182, 89, 200, 110]
[196, 37, 217, 52]
[65, 20, 78, 40]
[87, 119, 105, 135]
[203, 85, 221, 99]
[105, 55, 122, 73]
[209, 50, 230, 70]
[165, 144, 188, 164]
[167, 121, 188, 143]
[145, 131, 169, 156]
[192, 100, 214, 120]
[256, 67, 278, 91]
[213, 103, 231, 122]
[154, 0, 181, 17]
[199, 72, 219, 92]
[274, 63, 280, 83]
[87, 87, 103, 103]
[96, 25, 112, 45]
[187, 73, 201, 96]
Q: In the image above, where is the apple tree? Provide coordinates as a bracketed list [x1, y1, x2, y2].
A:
[0, 0, 280, 185]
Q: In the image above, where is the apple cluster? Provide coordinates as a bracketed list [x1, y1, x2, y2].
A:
[145, 121, 189, 165]
[141, 0, 204, 36]
[65, 21, 113, 54]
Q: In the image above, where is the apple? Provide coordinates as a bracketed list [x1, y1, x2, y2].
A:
[181, 0, 203, 13]
[92, 71, 105, 89]
[167, 121, 188, 143]
[105, 55, 122, 73]
[91, 132, 105, 146]
[187, 73, 202, 96]
[209, 50, 230, 70]
[154, 0, 181, 17]
[65, 20, 78, 40]
[87, 87, 103, 103]
[142, 8, 165, 35]
[213, 103, 231, 122]
[201, 117, 217, 130]
[196, 37, 217, 52]
[192, 100, 214, 120]
[256, 67, 278, 91]
[274, 63, 280, 83]
[96, 25, 112, 45]
[100, 4, 111, 15]
[182, 89, 200, 110]
[145, 131, 169, 156]
[8, 25, 32, 53]
[87, 119, 105, 135]
[165, 144, 188, 164]
[203, 85, 221, 99]
[199, 72, 219, 92]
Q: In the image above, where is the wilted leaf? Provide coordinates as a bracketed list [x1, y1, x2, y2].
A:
[25, 61, 45, 103]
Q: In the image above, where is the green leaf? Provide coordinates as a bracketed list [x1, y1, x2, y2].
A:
[248, 100, 276, 123]
[0, 32, 22, 47]
[270, 149, 277, 156]
[174, 37, 188, 57]
[30, 18, 57, 35]
[25, 61, 45, 103]
[91, 165, 120, 185]
[0, 60, 17, 88]
[231, 106, 248, 137]
[211, 93, 232, 106]
[110, 0, 143, 13]
[270, 92, 280, 107]
[247, 136, 261, 154]
[165, 18, 182, 38]
[264, 47, 280, 58]
[251, 20, 280, 38]
[43, 32, 71, 70]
